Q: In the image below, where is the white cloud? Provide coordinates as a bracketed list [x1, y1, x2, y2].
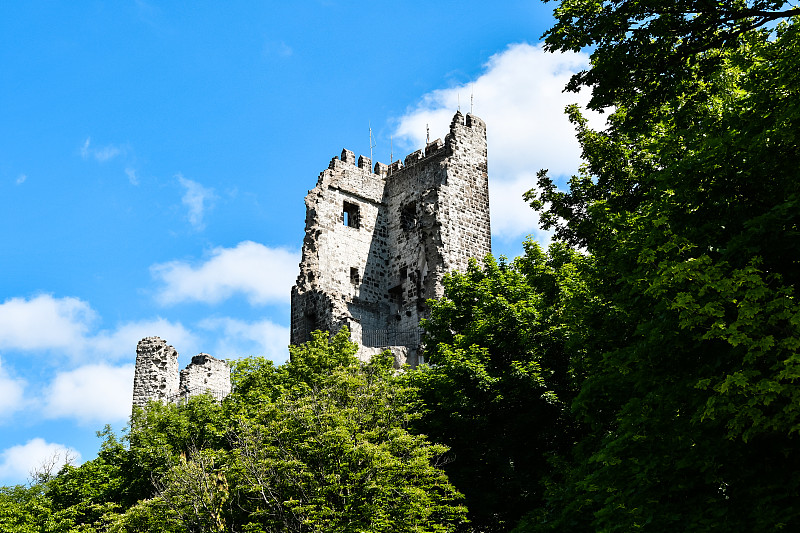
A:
[0, 294, 196, 362]
[80, 137, 125, 162]
[0, 438, 81, 485]
[15, 174, 27, 185]
[151, 241, 299, 306]
[0, 295, 96, 353]
[177, 174, 216, 230]
[91, 317, 197, 361]
[199, 317, 290, 363]
[43, 364, 134, 424]
[489, 173, 553, 248]
[0, 358, 26, 418]
[394, 42, 605, 243]
[264, 40, 293, 58]
[125, 167, 139, 185]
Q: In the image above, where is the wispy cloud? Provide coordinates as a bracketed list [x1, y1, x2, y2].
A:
[125, 167, 139, 185]
[151, 241, 299, 306]
[0, 438, 81, 485]
[264, 40, 293, 58]
[15, 174, 27, 185]
[80, 137, 126, 162]
[394, 42, 605, 245]
[90, 318, 196, 361]
[0, 294, 196, 361]
[177, 174, 216, 230]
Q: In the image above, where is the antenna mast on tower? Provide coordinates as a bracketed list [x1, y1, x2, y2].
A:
[471, 85, 474, 114]
[369, 122, 376, 166]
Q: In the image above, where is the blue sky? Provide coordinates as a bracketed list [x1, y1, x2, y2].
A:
[0, 1, 599, 485]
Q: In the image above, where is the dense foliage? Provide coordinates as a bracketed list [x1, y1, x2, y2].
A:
[521, 2, 800, 531]
[0, 330, 466, 532]
[3, 2, 799, 531]
[409, 242, 595, 531]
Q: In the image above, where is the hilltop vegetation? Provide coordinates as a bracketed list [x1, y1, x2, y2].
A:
[1, 330, 467, 532]
[3, 1, 800, 531]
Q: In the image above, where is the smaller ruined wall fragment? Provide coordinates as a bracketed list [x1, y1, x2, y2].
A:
[132, 337, 231, 409]
[179, 353, 232, 402]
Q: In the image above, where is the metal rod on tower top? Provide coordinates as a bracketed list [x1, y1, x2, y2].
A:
[369, 122, 375, 166]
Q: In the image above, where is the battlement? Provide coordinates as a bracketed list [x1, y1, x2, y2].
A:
[321, 114, 485, 178]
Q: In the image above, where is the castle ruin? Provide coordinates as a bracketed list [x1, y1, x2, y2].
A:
[132, 337, 231, 409]
[132, 110, 491, 407]
[291, 111, 491, 365]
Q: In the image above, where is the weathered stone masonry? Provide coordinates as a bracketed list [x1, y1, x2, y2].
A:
[132, 337, 231, 409]
[291, 111, 491, 365]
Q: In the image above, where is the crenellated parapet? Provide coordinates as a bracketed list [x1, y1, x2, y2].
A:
[322, 133, 450, 178]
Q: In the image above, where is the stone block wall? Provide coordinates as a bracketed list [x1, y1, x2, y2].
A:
[178, 353, 232, 402]
[291, 111, 491, 365]
[132, 337, 231, 410]
[132, 337, 179, 408]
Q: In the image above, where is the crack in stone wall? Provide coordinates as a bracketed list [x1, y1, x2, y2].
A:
[291, 111, 491, 366]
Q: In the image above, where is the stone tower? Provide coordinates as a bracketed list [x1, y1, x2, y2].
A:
[132, 337, 180, 408]
[132, 337, 231, 409]
[291, 111, 491, 364]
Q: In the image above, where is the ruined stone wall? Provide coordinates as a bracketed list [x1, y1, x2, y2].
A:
[132, 337, 231, 409]
[132, 337, 179, 408]
[291, 111, 491, 364]
[179, 353, 232, 402]
[290, 149, 390, 345]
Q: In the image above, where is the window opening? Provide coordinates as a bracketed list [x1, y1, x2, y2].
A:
[350, 267, 360, 285]
[343, 201, 360, 228]
[400, 202, 417, 231]
[388, 284, 403, 303]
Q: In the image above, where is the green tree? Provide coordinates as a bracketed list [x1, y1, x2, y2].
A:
[0, 484, 53, 533]
[544, 0, 800, 119]
[410, 242, 595, 532]
[524, 4, 800, 530]
[221, 329, 467, 532]
[70, 328, 467, 532]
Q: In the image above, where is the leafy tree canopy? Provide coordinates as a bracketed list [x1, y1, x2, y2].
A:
[1, 329, 467, 533]
[409, 242, 597, 532]
[524, 2, 800, 530]
[544, 0, 800, 116]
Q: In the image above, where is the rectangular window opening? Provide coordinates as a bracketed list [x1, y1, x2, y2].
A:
[401, 202, 417, 231]
[350, 267, 360, 285]
[343, 201, 360, 228]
